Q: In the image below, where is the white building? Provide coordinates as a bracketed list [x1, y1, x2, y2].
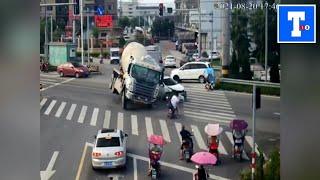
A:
[120, 0, 139, 18]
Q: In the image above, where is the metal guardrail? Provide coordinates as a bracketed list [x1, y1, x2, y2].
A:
[220, 78, 280, 88]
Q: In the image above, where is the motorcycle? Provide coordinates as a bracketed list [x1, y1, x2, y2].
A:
[229, 119, 248, 161]
[182, 137, 193, 162]
[148, 135, 165, 179]
[205, 76, 215, 91]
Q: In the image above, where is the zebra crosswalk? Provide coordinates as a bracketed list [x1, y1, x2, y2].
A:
[40, 98, 267, 158]
[182, 83, 236, 124]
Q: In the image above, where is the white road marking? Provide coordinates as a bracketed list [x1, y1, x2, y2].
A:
[274, 112, 280, 116]
[66, 104, 77, 120]
[90, 108, 99, 126]
[131, 115, 138, 135]
[190, 125, 207, 150]
[77, 106, 87, 124]
[184, 114, 231, 124]
[55, 102, 66, 118]
[41, 78, 75, 91]
[133, 158, 138, 180]
[184, 110, 234, 120]
[40, 78, 58, 82]
[40, 98, 47, 108]
[159, 119, 171, 142]
[127, 153, 230, 180]
[186, 99, 231, 106]
[44, 100, 57, 115]
[103, 110, 111, 128]
[75, 142, 90, 180]
[188, 92, 227, 99]
[175, 122, 182, 144]
[40, 151, 59, 180]
[186, 109, 236, 118]
[40, 81, 56, 85]
[184, 107, 234, 114]
[145, 117, 153, 138]
[117, 112, 124, 131]
[184, 104, 233, 111]
[245, 136, 268, 160]
[185, 101, 231, 108]
[218, 140, 228, 155]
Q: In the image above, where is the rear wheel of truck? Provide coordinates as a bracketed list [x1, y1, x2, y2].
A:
[122, 88, 127, 109]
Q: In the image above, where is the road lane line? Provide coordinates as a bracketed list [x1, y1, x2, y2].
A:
[131, 115, 138, 135]
[145, 117, 153, 138]
[274, 112, 280, 116]
[103, 110, 111, 128]
[245, 136, 268, 160]
[190, 125, 207, 150]
[127, 153, 230, 180]
[185, 109, 236, 118]
[41, 78, 75, 91]
[117, 112, 124, 131]
[175, 122, 182, 144]
[187, 97, 230, 105]
[90, 108, 99, 126]
[186, 101, 231, 108]
[75, 142, 90, 180]
[44, 100, 57, 115]
[184, 107, 234, 114]
[55, 102, 66, 118]
[40, 98, 47, 108]
[47, 151, 59, 171]
[184, 104, 232, 110]
[184, 114, 231, 124]
[77, 106, 87, 124]
[133, 158, 138, 180]
[159, 119, 171, 142]
[66, 104, 77, 120]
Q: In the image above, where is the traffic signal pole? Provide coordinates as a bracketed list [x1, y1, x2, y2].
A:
[80, 0, 84, 65]
[251, 84, 256, 179]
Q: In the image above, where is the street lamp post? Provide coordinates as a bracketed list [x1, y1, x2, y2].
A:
[265, 6, 268, 82]
[80, 0, 84, 65]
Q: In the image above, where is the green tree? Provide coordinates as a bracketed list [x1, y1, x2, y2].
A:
[118, 16, 130, 29]
[91, 27, 99, 39]
[151, 18, 174, 38]
[231, 9, 252, 80]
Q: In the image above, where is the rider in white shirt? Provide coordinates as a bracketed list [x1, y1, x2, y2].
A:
[169, 92, 180, 115]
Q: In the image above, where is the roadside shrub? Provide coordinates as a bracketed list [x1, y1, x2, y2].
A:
[215, 82, 280, 96]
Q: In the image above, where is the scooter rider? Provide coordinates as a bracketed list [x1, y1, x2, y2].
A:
[169, 92, 180, 117]
[204, 66, 215, 85]
[179, 125, 193, 160]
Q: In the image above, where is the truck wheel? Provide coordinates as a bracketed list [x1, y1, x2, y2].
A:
[122, 89, 127, 109]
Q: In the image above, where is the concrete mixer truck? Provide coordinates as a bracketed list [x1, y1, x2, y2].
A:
[109, 42, 163, 109]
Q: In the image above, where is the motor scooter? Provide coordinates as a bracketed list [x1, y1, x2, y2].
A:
[182, 137, 193, 162]
[205, 123, 223, 165]
[148, 135, 165, 179]
[229, 119, 248, 161]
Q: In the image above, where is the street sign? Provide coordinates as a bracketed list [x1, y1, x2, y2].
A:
[95, 15, 113, 28]
[96, 6, 105, 15]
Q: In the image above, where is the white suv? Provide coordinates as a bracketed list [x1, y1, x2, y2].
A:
[170, 62, 210, 83]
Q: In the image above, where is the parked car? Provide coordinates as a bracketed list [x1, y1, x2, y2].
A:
[164, 55, 176, 67]
[92, 129, 128, 170]
[170, 61, 211, 83]
[57, 62, 89, 78]
[209, 51, 220, 59]
[159, 76, 187, 101]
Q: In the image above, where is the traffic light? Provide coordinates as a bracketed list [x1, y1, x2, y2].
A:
[167, 7, 172, 14]
[255, 87, 261, 109]
[159, 3, 163, 16]
[74, 0, 80, 15]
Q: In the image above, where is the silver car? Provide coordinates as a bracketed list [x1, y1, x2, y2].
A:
[92, 129, 128, 170]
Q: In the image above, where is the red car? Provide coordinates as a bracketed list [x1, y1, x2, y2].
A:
[57, 62, 90, 78]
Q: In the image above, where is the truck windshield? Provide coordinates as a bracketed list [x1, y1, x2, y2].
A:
[131, 65, 160, 84]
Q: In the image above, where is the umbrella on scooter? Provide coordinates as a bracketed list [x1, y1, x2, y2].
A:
[204, 124, 223, 136]
[229, 119, 248, 131]
[191, 151, 217, 165]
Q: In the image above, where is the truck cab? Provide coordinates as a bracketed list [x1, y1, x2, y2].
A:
[110, 47, 120, 64]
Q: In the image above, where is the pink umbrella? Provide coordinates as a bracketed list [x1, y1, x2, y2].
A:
[204, 124, 223, 136]
[191, 151, 217, 165]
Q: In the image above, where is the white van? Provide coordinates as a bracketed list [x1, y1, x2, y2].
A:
[170, 62, 211, 83]
[110, 47, 120, 64]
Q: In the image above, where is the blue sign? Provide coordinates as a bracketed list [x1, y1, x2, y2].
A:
[96, 6, 105, 15]
[277, 5, 316, 43]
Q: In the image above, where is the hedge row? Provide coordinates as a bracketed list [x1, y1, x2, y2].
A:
[76, 52, 110, 58]
[215, 81, 280, 96]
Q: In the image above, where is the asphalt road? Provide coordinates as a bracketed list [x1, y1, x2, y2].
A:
[40, 41, 279, 180]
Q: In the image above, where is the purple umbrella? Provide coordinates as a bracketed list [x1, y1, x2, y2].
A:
[229, 119, 248, 131]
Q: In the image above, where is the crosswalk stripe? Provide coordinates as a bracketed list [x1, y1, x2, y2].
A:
[44, 100, 57, 115]
[187, 97, 231, 106]
[184, 107, 234, 114]
[218, 140, 228, 155]
[159, 120, 171, 142]
[184, 103, 232, 111]
[131, 115, 138, 135]
[66, 104, 77, 120]
[55, 102, 66, 118]
[184, 114, 231, 124]
[77, 106, 87, 123]
[145, 117, 153, 138]
[190, 125, 207, 150]
[117, 112, 124, 130]
[175, 122, 182, 144]
[90, 108, 99, 126]
[184, 111, 234, 120]
[103, 110, 111, 128]
[40, 81, 56, 85]
[185, 101, 231, 108]
[40, 98, 47, 108]
[188, 95, 228, 102]
[185, 109, 236, 118]
[40, 78, 59, 82]
[245, 136, 268, 159]
[188, 91, 226, 97]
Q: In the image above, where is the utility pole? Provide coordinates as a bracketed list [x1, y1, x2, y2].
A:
[80, 0, 84, 65]
[265, 6, 268, 82]
[50, 15, 53, 42]
[143, 11, 146, 45]
[72, 19, 76, 43]
[211, 12, 213, 52]
[87, 7, 90, 62]
[221, 0, 231, 77]
[44, 0, 48, 61]
[251, 85, 256, 179]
